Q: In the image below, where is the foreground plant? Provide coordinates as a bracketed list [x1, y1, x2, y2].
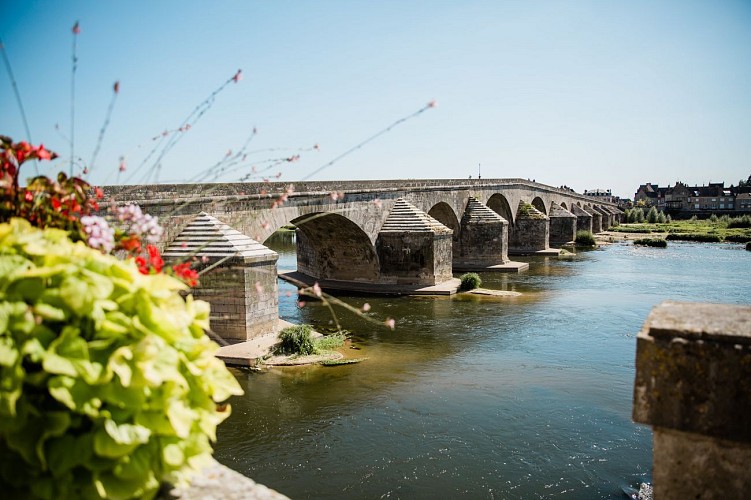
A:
[0, 219, 243, 499]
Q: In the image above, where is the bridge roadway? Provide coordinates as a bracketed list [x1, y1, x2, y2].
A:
[106, 178, 620, 291]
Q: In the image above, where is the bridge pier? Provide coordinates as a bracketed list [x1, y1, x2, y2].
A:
[162, 213, 279, 343]
[593, 206, 611, 230]
[548, 202, 577, 247]
[583, 206, 603, 233]
[508, 201, 558, 255]
[376, 198, 454, 286]
[454, 197, 528, 272]
[571, 204, 593, 234]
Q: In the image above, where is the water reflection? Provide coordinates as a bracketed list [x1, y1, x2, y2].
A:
[215, 234, 750, 498]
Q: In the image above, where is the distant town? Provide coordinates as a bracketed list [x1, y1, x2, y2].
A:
[583, 175, 751, 215]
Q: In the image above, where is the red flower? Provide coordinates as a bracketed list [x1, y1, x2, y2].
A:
[24, 190, 33, 202]
[146, 245, 164, 273]
[135, 245, 164, 275]
[34, 144, 55, 161]
[172, 261, 198, 287]
[119, 235, 142, 254]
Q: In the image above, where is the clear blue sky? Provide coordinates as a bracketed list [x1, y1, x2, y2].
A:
[2, 0, 750, 198]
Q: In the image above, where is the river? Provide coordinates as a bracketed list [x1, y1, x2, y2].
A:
[214, 235, 750, 499]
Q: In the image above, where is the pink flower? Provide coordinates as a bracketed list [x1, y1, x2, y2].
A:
[362, 303, 371, 312]
[312, 282, 322, 297]
[385, 318, 396, 330]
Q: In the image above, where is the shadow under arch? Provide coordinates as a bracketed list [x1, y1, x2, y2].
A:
[292, 212, 379, 281]
[560, 202, 568, 210]
[487, 193, 514, 225]
[428, 202, 460, 255]
[531, 196, 547, 215]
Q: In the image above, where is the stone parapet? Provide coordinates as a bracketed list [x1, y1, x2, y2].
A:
[633, 301, 751, 499]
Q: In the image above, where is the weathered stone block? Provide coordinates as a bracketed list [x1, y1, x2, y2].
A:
[633, 301, 751, 499]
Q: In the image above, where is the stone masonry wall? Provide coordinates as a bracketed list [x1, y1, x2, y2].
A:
[509, 218, 549, 254]
[193, 262, 278, 343]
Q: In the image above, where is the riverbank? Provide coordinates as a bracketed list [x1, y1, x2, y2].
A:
[607, 220, 751, 243]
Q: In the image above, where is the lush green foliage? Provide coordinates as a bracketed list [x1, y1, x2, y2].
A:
[727, 215, 751, 229]
[0, 219, 243, 499]
[633, 238, 667, 247]
[574, 230, 596, 247]
[459, 272, 482, 291]
[278, 324, 316, 355]
[646, 206, 659, 223]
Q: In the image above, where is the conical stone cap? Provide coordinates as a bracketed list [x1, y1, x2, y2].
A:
[516, 201, 548, 220]
[549, 202, 576, 218]
[379, 198, 452, 234]
[570, 204, 590, 216]
[162, 212, 278, 264]
[463, 197, 508, 224]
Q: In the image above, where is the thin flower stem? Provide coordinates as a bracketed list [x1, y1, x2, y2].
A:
[301, 101, 436, 181]
[70, 22, 79, 176]
[88, 82, 119, 176]
[0, 38, 37, 175]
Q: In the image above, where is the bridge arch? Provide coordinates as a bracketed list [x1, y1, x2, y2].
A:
[531, 196, 547, 215]
[560, 202, 568, 210]
[428, 202, 460, 255]
[487, 193, 514, 225]
[292, 212, 379, 281]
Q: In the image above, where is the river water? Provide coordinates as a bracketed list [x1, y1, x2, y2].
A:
[214, 235, 750, 499]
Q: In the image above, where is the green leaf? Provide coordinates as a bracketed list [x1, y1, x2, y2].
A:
[93, 419, 150, 459]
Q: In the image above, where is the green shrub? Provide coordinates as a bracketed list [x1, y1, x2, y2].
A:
[666, 233, 722, 243]
[666, 214, 672, 223]
[314, 332, 347, 353]
[657, 211, 667, 223]
[635, 208, 645, 223]
[728, 215, 751, 229]
[575, 230, 596, 246]
[0, 219, 242, 499]
[709, 213, 718, 223]
[646, 206, 659, 223]
[278, 324, 316, 355]
[633, 238, 668, 247]
[459, 272, 482, 291]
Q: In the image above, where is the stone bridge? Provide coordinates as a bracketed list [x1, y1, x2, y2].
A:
[105, 178, 620, 342]
[106, 178, 620, 288]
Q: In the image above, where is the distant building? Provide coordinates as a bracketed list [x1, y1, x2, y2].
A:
[633, 179, 751, 215]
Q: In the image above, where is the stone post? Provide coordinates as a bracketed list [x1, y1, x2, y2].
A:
[633, 301, 751, 499]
